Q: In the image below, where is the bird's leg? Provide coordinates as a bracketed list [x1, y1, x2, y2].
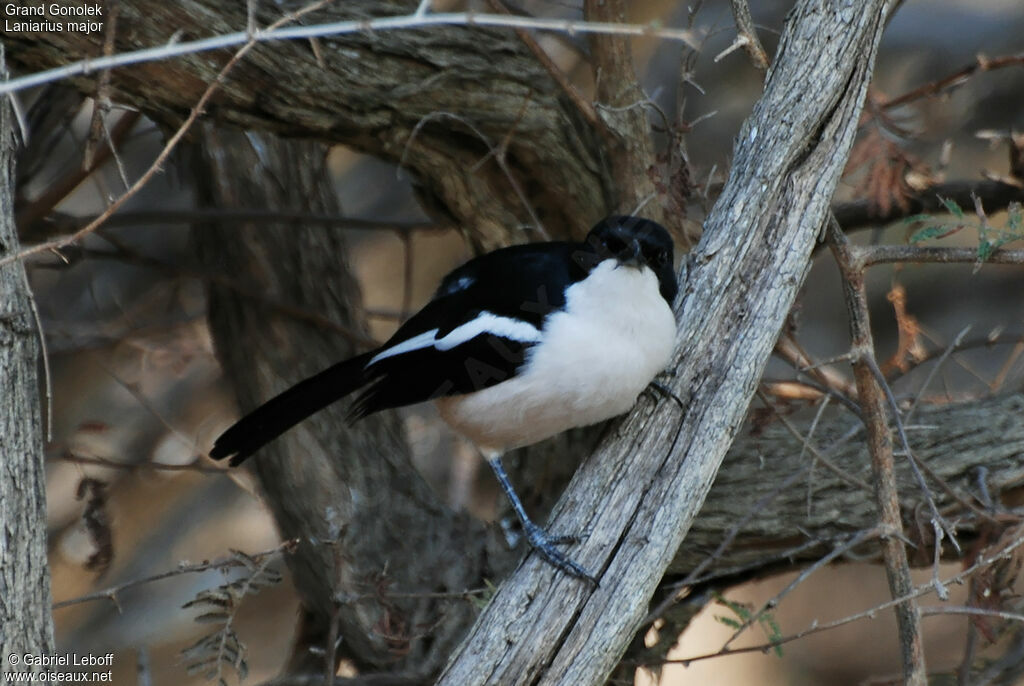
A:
[485, 454, 597, 585]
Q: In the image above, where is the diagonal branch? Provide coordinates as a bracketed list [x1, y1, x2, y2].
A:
[436, 1, 893, 684]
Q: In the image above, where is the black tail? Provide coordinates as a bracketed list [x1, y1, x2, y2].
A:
[210, 352, 374, 466]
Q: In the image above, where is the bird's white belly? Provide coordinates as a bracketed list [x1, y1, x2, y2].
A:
[437, 261, 677, 452]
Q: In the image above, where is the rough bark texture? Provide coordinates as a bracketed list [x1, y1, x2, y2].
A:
[436, 2, 892, 684]
[14, 0, 1019, 682]
[684, 392, 1024, 577]
[0, 46, 57, 678]
[190, 128, 492, 676]
[4, 0, 612, 250]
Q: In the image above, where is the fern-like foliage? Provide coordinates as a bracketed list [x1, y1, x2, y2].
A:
[181, 550, 283, 685]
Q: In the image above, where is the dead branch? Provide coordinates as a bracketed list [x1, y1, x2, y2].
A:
[654, 525, 1024, 667]
[882, 52, 1024, 110]
[829, 220, 927, 684]
[436, 1, 892, 684]
[3, 2, 650, 250]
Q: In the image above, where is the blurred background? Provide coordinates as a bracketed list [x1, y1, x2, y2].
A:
[10, 0, 1024, 683]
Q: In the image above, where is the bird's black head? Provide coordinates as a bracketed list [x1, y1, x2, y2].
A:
[577, 215, 678, 304]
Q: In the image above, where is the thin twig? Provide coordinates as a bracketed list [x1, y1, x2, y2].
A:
[720, 526, 881, 650]
[648, 527, 1024, 667]
[38, 227, 379, 348]
[857, 245, 1024, 267]
[863, 353, 960, 552]
[722, 0, 769, 70]
[60, 453, 229, 475]
[30, 208, 444, 239]
[325, 607, 341, 686]
[882, 52, 1024, 110]
[403, 109, 549, 240]
[828, 217, 928, 685]
[14, 110, 140, 232]
[52, 540, 297, 610]
[0, 0, 335, 268]
[904, 325, 971, 423]
[0, 12, 701, 96]
[757, 390, 871, 491]
[19, 267, 52, 441]
[644, 462, 816, 626]
[486, 0, 601, 130]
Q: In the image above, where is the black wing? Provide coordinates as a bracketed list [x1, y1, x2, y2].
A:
[349, 241, 586, 418]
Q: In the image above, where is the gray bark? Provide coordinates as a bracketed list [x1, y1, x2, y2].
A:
[13, 0, 1016, 683]
[0, 45, 56, 680]
[436, 1, 893, 684]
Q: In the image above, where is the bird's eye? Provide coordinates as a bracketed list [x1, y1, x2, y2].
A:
[604, 235, 626, 254]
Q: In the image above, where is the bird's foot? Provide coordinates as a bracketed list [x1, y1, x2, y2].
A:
[643, 379, 685, 409]
[521, 521, 598, 586]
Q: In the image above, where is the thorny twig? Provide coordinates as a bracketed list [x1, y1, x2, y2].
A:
[402, 109, 549, 241]
[719, 526, 882, 650]
[52, 539, 298, 610]
[827, 218, 928, 685]
[486, 0, 601, 130]
[718, 0, 769, 70]
[756, 390, 871, 492]
[882, 52, 1024, 110]
[649, 526, 1024, 668]
[642, 463, 815, 627]
[52, 536, 488, 611]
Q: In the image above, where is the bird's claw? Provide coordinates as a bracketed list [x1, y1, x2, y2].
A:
[522, 522, 598, 586]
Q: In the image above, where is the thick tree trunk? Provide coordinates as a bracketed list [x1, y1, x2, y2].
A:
[0, 46, 56, 681]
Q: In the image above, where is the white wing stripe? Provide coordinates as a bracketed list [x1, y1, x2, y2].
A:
[367, 312, 542, 366]
[436, 312, 542, 350]
[368, 329, 440, 365]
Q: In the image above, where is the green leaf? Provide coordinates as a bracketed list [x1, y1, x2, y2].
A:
[909, 223, 961, 244]
[1008, 203, 1022, 227]
[759, 613, 785, 657]
[938, 196, 965, 218]
[977, 239, 994, 262]
[714, 615, 742, 629]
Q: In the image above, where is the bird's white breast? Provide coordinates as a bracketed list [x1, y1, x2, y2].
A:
[437, 260, 677, 452]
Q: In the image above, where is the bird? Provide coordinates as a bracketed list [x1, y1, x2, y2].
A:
[210, 214, 679, 583]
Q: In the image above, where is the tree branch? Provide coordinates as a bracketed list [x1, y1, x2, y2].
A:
[828, 220, 927, 685]
[833, 179, 1024, 230]
[4, 1, 629, 248]
[436, 1, 892, 684]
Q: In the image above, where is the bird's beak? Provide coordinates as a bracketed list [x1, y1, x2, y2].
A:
[618, 239, 643, 268]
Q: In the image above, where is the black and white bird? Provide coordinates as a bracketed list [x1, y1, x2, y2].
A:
[210, 215, 679, 582]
